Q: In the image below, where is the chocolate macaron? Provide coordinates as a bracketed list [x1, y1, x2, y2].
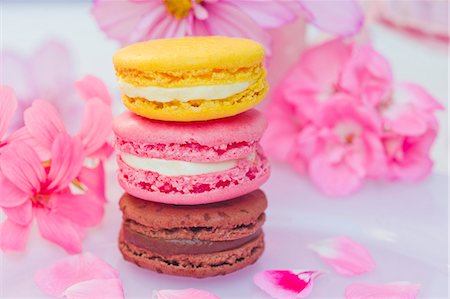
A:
[119, 190, 267, 278]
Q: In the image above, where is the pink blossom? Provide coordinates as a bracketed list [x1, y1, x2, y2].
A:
[380, 83, 443, 181]
[297, 97, 386, 196]
[153, 288, 219, 299]
[35, 252, 124, 299]
[91, 0, 363, 54]
[0, 136, 104, 253]
[254, 269, 322, 299]
[345, 281, 421, 299]
[309, 236, 376, 276]
[0, 40, 82, 132]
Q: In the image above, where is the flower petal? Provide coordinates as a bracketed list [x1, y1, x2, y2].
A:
[35, 208, 83, 254]
[205, 2, 272, 55]
[299, 0, 364, 36]
[35, 252, 119, 297]
[227, 0, 301, 28]
[345, 281, 421, 299]
[0, 141, 45, 195]
[77, 98, 112, 157]
[24, 100, 66, 150]
[0, 172, 29, 207]
[309, 236, 376, 276]
[78, 163, 107, 202]
[47, 133, 84, 192]
[0, 85, 18, 140]
[62, 278, 124, 299]
[254, 270, 322, 299]
[152, 288, 219, 299]
[2, 200, 33, 226]
[74, 75, 112, 105]
[309, 153, 363, 197]
[53, 188, 104, 227]
[0, 219, 31, 252]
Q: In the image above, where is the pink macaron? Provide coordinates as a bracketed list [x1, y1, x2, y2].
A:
[113, 110, 270, 205]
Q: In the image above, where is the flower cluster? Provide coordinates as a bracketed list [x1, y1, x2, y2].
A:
[0, 76, 113, 253]
[263, 38, 443, 196]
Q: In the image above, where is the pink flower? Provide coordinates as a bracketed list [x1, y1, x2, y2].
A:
[309, 236, 376, 276]
[297, 97, 386, 196]
[0, 136, 104, 253]
[153, 288, 219, 299]
[254, 269, 322, 299]
[22, 97, 113, 201]
[345, 281, 421, 299]
[35, 252, 124, 299]
[0, 40, 82, 132]
[380, 83, 443, 181]
[91, 0, 363, 54]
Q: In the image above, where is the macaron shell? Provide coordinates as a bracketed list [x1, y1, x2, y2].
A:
[113, 109, 267, 146]
[113, 36, 264, 72]
[116, 149, 270, 205]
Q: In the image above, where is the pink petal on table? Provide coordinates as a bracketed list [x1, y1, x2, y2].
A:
[299, 0, 364, 36]
[47, 133, 84, 192]
[78, 98, 112, 157]
[35, 252, 119, 297]
[205, 2, 272, 55]
[2, 200, 33, 226]
[0, 86, 18, 140]
[24, 100, 66, 150]
[0, 141, 45, 195]
[62, 278, 124, 299]
[75, 75, 112, 105]
[254, 270, 322, 299]
[54, 188, 104, 227]
[35, 208, 83, 254]
[0, 219, 31, 252]
[228, 0, 302, 28]
[0, 172, 28, 208]
[153, 288, 219, 299]
[309, 236, 376, 276]
[345, 281, 421, 299]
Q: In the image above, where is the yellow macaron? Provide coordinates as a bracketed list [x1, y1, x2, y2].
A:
[113, 36, 268, 122]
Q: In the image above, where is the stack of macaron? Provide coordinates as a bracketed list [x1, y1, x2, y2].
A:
[112, 36, 270, 278]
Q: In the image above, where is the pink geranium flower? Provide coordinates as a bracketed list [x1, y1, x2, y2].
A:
[0, 136, 104, 253]
[91, 0, 363, 54]
[0, 40, 82, 132]
[35, 252, 124, 299]
[297, 97, 386, 196]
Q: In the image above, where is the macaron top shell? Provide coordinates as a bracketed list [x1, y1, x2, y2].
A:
[119, 189, 267, 229]
[113, 109, 267, 146]
[113, 36, 264, 72]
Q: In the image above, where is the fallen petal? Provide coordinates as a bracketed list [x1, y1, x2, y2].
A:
[62, 278, 124, 299]
[35, 252, 119, 297]
[254, 269, 322, 299]
[309, 236, 375, 276]
[345, 281, 421, 299]
[153, 288, 219, 299]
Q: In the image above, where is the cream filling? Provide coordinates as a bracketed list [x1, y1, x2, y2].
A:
[121, 152, 255, 176]
[118, 79, 251, 102]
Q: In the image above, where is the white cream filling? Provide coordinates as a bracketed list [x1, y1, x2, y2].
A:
[118, 79, 251, 102]
[121, 152, 255, 176]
